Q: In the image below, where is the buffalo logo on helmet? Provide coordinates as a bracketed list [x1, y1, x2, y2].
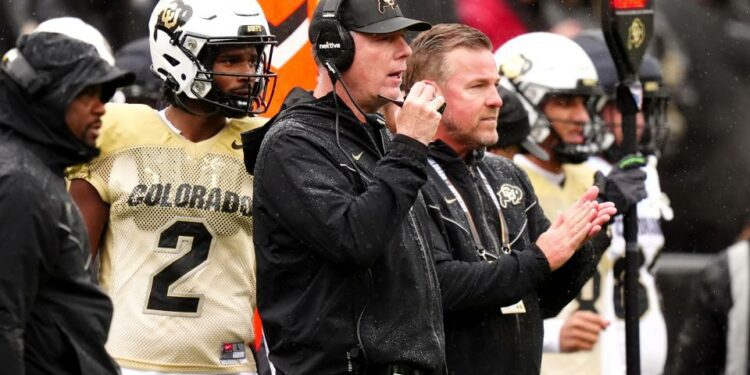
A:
[627, 18, 646, 50]
[158, 0, 193, 32]
[497, 184, 523, 208]
[499, 53, 532, 81]
[378, 0, 399, 14]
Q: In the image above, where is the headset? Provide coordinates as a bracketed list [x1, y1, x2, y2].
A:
[1, 49, 44, 95]
[313, 0, 356, 73]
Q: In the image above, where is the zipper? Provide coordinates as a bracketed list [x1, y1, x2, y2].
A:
[406, 205, 446, 364]
[469, 166, 502, 256]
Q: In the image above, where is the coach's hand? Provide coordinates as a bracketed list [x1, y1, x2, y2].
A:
[536, 187, 599, 271]
[395, 81, 445, 145]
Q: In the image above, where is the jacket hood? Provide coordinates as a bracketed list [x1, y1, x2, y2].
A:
[0, 32, 134, 168]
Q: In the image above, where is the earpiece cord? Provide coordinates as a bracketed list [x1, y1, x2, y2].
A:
[328, 71, 371, 371]
[337, 76, 368, 120]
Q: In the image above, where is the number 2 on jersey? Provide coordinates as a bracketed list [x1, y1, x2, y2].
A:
[146, 220, 213, 315]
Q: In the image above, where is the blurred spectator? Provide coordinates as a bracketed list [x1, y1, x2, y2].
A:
[457, 0, 602, 48]
[671, 231, 749, 375]
[458, 0, 549, 48]
[398, 0, 458, 27]
[0, 4, 14, 53]
[114, 37, 162, 108]
[657, 0, 750, 254]
[5, 0, 156, 50]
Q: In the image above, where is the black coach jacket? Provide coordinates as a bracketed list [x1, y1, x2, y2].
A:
[0, 33, 121, 374]
[251, 92, 446, 374]
[422, 142, 605, 374]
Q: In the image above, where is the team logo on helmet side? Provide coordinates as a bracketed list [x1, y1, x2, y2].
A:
[628, 18, 646, 50]
[378, 0, 399, 14]
[158, 0, 193, 32]
[497, 184, 523, 208]
[500, 53, 532, 81]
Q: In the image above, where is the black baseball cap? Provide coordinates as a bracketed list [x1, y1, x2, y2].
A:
[496, 86, 549, 161]
[309, 0, 431, 42]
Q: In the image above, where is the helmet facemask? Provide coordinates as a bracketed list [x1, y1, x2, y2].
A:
[639, 81, 669, 157]
[149, 0, 277, 117]
[514, 81, 605, 164]
[194, 38, 277, 117]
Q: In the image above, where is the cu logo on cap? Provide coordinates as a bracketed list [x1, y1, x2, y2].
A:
[378, 0, 399, 14]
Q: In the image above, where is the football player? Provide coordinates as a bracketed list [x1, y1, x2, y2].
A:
[542, 30, 671, 375]
[495, 32, 648, 374]
[68, 0, 277, 374]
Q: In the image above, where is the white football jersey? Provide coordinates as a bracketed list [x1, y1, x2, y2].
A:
[540, 155, 670, 375]
[69, 104, 264, 373]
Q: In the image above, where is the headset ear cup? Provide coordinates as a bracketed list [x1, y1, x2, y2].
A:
[334, 24, 354, 72]
[314, 20, 355, 73]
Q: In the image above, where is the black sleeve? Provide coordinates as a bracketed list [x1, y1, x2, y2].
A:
[671, 254, 730, 375]
[537, 240, 600, 318]
[0, 174, 51, 374]
[433, 242, 551, 312]
[516, 166, 606, 318]
[255, 126, 428, 269]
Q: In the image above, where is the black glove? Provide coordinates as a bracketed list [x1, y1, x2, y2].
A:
[595, 159, 647, 214]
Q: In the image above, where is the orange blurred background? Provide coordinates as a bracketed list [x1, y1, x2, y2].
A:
[258, 0, 319, 117]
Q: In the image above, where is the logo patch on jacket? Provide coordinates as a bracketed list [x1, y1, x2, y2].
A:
[497, 184, 523, 208]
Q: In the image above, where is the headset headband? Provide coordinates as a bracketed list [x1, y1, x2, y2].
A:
[322, 0, 343, 21]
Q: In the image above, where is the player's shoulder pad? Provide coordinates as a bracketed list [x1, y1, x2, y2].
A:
[563, 162, 597, 186]
[227, 116, 268, 135]
[98, 103, 163, 155]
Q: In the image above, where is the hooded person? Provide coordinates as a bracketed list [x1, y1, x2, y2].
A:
[114, 37, 163, 108]
[0, 31, 133, 374]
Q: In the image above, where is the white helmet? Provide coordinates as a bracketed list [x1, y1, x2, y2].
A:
[495, 32, 602, 162]
[34, 17, 115, 65]
[148, 0, 277, 116]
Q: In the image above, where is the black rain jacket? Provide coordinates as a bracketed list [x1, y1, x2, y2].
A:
[671, 243, 750, 375]
[422, 142, 607, 374]
[251, 92, 446, 374]
[0, 32, 130, 374]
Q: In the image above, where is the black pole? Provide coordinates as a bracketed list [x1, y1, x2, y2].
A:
[602, 1, 655, 372]
[616, 82, 641, 375]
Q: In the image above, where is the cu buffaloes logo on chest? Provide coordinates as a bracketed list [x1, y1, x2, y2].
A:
[497, 184, 523, 209]
[158, 0, 193, 31]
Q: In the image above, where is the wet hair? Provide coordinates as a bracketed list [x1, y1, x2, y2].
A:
[404, 23, 492, 88]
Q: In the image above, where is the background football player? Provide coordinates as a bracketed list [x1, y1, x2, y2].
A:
[495, 32, 648, 374]
[68, 0, 277, 374]
[540, 30, 671, 375]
